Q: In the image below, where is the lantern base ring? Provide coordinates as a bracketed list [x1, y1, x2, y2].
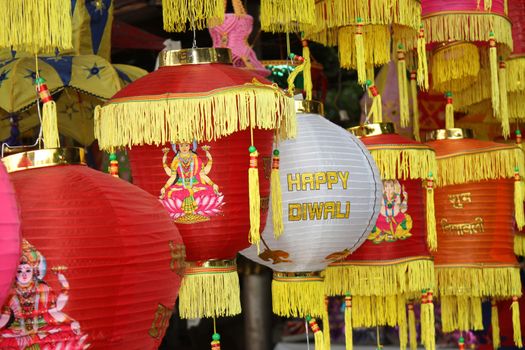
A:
[295, 100, 325, 116]
[2, 147, 86, 173]
[178, 258, 241, 319]
[426, 128, 474, 141]
[159, 48, 232, 67]
[348, 123, 396, 137]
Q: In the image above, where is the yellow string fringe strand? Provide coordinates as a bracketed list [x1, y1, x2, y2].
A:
[431, 43, 480, 93]
[426, 174, 437, 251]
[323, 297, 331, 350]
[94, 85, 296, 151]
[0, 0, 72, 54]
[408, 304, 417, 350]
[421, 291, 436, 350]
[302, 45, 313, 100]
[271, 156, 284, 238]
[397, 47, 410, 128]
[355, 22, 367, 85]
[417, 26, 429, 90]
[491, 300, 501, 349]
[499, 60, 510, 138]
[398, 296, 408, 350]
[512, 297, 523, 347]
[162, 0, 223, 32]
[514, 171, 525, 230]
[410, 73, 421, 141]
[489, 34, 500, 117]
[345, 295, 353, 350]
[325, 258, 435, 297]
[509, 91, 525, 121]
[423, 13, 513, 53]
[506, 57, 525, 93]
[260, 0, 316, 33]
[248, 149, 261, 247]
[349, 295, 407, 328]
[178, 267, 242, 319]
[445, 95, 454, 129]
[515, 234, 525, 256]
[338, 25, 391, 70]
[42, 101, 60, 149]
[435, 147, 525, 187]
[367, 148, 437, 181]
[315, 0, 421, 31]
[272, 274, 325, 318]
[440, 296, 483, 332]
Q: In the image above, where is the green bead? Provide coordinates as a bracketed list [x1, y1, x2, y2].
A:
[249, 146, 257, 153]
[420, 23, 424, 28]
[490, 31, 494, 36]
[516, 129, 522, 135]
[398, 43, 404, 50]
[273, 149, 279, 156]
[109, 153, 117, 161]
[35, 77, 46, 84]
[366, 79, 372, 87]
[445, 91, 452, 97]
[212, 333, 221, 341]
[428, 171, 433, 177]
[459, 337, 465, 343]
[516, 166, 520, 172]
[421, 288, 427, 293]
[356, 17, 362, 23]
[306, 315, 312, 322]
[345, 292, 351, 297]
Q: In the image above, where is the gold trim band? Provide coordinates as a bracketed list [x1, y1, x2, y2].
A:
[295, 100, 324, 116]
[426, 128, 474, 141]
[273, 271, 323, 281]
[348, 123, 396, 137]
[2, 148, 86, 173]
[159, 48, 232, 67]
[185, 259, 237, 268]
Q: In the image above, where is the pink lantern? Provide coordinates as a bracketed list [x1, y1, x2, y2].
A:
[0, 162, 20, 306]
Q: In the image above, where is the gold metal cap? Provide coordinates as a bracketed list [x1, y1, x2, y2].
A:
[295, 100, 324, 116]
[2, 147, 86, 173]
[159, 48, 232, 67]
[348, 122, 396, 137]
[426, 128, 474, 141]
[185, 259, 237, 268]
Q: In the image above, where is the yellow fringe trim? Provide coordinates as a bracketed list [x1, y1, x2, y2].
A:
[325, 258, 435, 297]
[514, 174, 525, 230]
[272, 274, 325, 318]
[345, 295, 353, 350]
[435, 146, 525, 187]
[315, 0, 421, 30]
[0, 0, 72, 54]
[435, 266, 522, 297]
[431, 43, 480, 93]
[366, 148, 437, 181]
[455, 67, 491, 111]
[398, 295, 408, 350]
[323, 297, 331, 349]
[408, 304, 417, 350]
[410, 74, 421, 141]
[440, 295, 483, 332]
[178, 267, 241, 319]
[506, 57, 525, 93]
[512, 298, 523, 347]
[42, 101, 60, 149]
[492, 300, 501, 349]
[162, 0, 223, 32]
[423, 12, 513, 53]
[271, 166, 284, 238]
[499, 61, 510, 138]
[514, 234, 525, 256]
[338, 25, 391, 70]
[509, 90, 525, 121]
[397, 48, 410, 128]
[260, 0, 316, 33]
[350, 295, 407, 327]
[94, 85, 296, 150]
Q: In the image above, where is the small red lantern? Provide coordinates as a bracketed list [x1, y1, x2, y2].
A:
[0, 148, 185, 350]
[94, 48, 295, 320]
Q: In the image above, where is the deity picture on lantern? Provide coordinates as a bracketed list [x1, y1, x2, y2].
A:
[367, 179, 413, 243]
[159, 142, 225, 224]
[0, 240, 89, 349]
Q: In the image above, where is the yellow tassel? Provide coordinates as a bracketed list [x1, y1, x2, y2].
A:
[302, 42, 313, 100]
[367, 82, 383, 123]
[491, 300, 501, 349]
[431, 42, 480, 93]
[338, 25, 391, 71]
[323, 297, 331, 350]
[489, 32, 500, 117]
[417, 25, 429, 91]
[515, 234, 525, 257]
[397, 45, 410, 128]
[408, 303, 417, 350]
[345, 294, 353, 350]
[0, 0, 72, 54]
[426, 173, 437, 251]
[398, 298, 408, 350]
[445, 92, 455, 129]
[425, 290, 436, 350]
[179, 262, 241, 319]
[94, 83, 297, 151]
[162, 0, 224, 32]
[511, 296, 522, 347]
[499, 59, 510, 139]
[42, 101, 60, 149]
[420, 291, 428, 346]
[272, 272, 325, 318]
[514, 167, 525, 230]
[355, 19, 367, 85]
[248, 147, 261, 247]
[410, 72, 421, 141]
[260, 0, 315, 33]
[440, 296, 483, 332]
[307, 316, 325, 350]
[271, 149, 283, 238]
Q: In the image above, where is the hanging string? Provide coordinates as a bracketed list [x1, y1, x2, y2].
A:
[376, 326, 382, 350]
[213, 317, 217, 334]
[305, 318, 311, 350]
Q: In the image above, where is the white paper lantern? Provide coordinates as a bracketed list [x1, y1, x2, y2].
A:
[241, 112, 382, 319]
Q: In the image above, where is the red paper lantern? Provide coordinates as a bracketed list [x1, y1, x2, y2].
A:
[94, 48, 295, 320]
[0, 148, 185, 350]
[0, 162, 20, 307]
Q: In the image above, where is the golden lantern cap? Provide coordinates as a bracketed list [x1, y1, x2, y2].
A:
[295, 100, 324, 116]
[426, 128, 474, 141]
[347, 123, 396, 137]
[273, 271, 323, 280]
[185, 259, 237, 268]
[159, 48, 232, 67]
[2, 147, 86, 173]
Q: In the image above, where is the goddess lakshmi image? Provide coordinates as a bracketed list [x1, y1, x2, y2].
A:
[0, 240, 89, 350]
[367, 179, 413, 243]
[159, 142, 224, 224]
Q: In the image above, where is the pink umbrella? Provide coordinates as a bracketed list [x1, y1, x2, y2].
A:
[0, 161, 20, 306]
